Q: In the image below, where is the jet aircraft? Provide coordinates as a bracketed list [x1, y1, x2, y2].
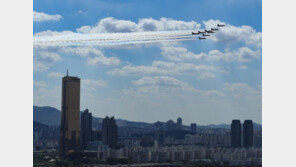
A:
[203, 34, 210, 37]
[199, 37, 206, 40]
[192, 32, 200, 35]
[192, 30, 206, 35]
[205, 29, 215, 33]
[217, 24, 225, 27]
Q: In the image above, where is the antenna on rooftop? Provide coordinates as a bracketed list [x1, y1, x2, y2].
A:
[67, 69, 68, 76]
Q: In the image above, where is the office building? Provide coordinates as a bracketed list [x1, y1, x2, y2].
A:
[59, 71, 81, 156]
[190, 123, 197, 133]
[166, 120, 176, 131]
[154, 130, 165, 146]
[102, 116, 118, 148]
[231, 120, 241, 148]
[81, 109, 92, 149]
[176, 117, 183, 130]
[92, 130, 102, 141]
[243, 120, 253, 147]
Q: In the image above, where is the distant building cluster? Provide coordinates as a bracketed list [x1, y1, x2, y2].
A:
[97, 145, 261, 166]
[34, 73, 261, 166]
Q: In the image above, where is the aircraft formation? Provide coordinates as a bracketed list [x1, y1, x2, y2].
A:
[192, 24, 225, 40]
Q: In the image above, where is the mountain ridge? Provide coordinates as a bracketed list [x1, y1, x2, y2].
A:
[33, 106, 262, 130]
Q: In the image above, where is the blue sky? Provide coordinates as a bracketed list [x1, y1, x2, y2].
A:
[33, 0, 262, 125]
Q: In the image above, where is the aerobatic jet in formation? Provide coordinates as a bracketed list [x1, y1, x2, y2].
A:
[205, 29, 215, 33]
[192, 32, 201, 35]
[192, 24, 226, 40]
[192, 30, 206, 35]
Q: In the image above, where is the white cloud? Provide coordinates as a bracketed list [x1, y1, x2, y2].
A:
[82, 78, 108, 88]
[207, 47, 261, 62]
[34, 61, 50, 72]
[77, 17, 201, 33]
[33, 11, 63, 22]
[39, 52, 61, 62]
[161, 46, 206, 61]
[81, 78, 108, 93]
[33, 50, 61, 72]
[62, 46, 120, 66]
[77, 10, 84, 14]
[132, 76, 193, 90]
[197, 72, 216, 79]
[34, 45, 120, 67]
[34, 86, 61, 108]
[202, 90, 225, 97]
[161, 45, 261, 62]
[137, 18, 201, 32]
[223, 83, 261, 98]
[125, 76, 227, 99]
[240, 65, 248, 70]
[34, 30, 75, 37]
[108, 61, 225, 76]
[203, 19, 262, 48]
[33, 80, 47, 88]
[48, 72, 63, 78]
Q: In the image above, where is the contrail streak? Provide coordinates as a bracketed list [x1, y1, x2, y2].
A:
[33, 30, 197, 47]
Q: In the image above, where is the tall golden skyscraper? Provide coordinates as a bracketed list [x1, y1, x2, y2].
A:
[59, 71, 81, 156]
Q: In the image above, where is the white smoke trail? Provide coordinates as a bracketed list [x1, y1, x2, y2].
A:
[33, 30, 198, 47]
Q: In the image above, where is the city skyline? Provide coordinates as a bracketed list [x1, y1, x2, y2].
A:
[33, 0, 262, 125]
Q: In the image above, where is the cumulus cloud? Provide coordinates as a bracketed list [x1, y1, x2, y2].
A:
[33, 11, 63, 22]
[81, 78, 108, 94]
[34, 45, 120, 67]
[34, 30, 75, 37]
[161, 45, 261, 62]
[34, 50, 61, 72]
[108, 61, 225, 76]
[62, 46, 120, 66]
[203, 19, 262, 47]
[125, 76, 227, 98]
[33, 80, 47, 88]
[34, 85, 61, 108]
[132, 76, 193, 89]
[82, 78, 108, 88]
[240, 65, 248, 70]
[207, 47, 261, 62]
[48, 72, 63, 78]
[161, 46, 206, 61]
[77, 17, 201, 33]
[197, 72, 216, 79]
[39, 52, 61, 62]
[223, 83, 261, 98]
[34, 61, 51, 72]
[34, 17, 261, 50]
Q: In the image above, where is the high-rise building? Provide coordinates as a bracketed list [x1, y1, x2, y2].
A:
[154, 121, 165, 130]
[166, 120, 176, 131]
[231, 120, 241, 148]
[92, 130, 102, 141]
[190, 123, 197, 133]
[59, 71, 81, 156]
[154, 130, 165, 146]
[102, 116, 118, 148]
[176, 117, 183, 130]
[243, 120, 253, 147]
[81, 109, 92, 149]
